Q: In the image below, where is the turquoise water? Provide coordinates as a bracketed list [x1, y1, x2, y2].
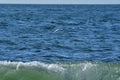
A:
[0, 61, 120, 80]
[0, 4, 120, 79]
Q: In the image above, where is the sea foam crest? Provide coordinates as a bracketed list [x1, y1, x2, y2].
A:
[82, 63, 96, 71]
[0, 61, 65, 72]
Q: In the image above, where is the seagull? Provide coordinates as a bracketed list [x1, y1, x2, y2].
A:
[54, 29, 64, 32]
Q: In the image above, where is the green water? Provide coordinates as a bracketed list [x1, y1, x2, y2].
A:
[0, 61, 120, 80]
[0, 66, 60, 80]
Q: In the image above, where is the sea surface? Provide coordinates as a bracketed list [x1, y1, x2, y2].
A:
[0, 4, 120, 80]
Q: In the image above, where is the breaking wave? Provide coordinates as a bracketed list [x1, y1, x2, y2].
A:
[0, 61, 120, 80]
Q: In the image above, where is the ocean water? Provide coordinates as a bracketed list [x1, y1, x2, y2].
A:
[0, 4, 120, 80]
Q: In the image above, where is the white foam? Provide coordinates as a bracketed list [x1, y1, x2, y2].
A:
[82, 63, 95, 71]
[16, 62, 21, 70]
[0, 61, 65, 72]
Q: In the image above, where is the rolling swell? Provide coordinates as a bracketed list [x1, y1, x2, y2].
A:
[0, 5, 120, 62]
[0, 61, 120, 80]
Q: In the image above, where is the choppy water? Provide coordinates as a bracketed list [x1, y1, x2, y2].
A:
[0, 4, 120, 80]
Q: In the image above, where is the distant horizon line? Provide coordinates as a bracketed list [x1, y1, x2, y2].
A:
[0, 3, 120, 5]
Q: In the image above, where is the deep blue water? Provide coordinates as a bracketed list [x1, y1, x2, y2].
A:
[0, 4, 120, 62]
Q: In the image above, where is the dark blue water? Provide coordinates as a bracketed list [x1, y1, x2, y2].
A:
[0, 4, 120, 62]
